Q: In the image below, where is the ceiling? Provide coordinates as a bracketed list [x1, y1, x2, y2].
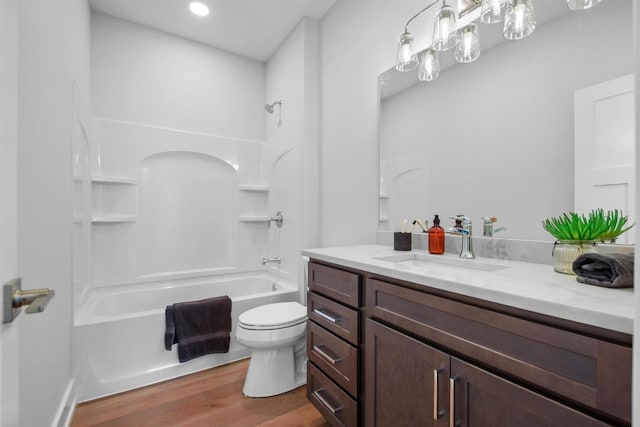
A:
[89, 0, 337, 62]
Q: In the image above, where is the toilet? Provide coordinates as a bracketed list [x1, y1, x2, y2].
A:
[235, 301, 308, 397]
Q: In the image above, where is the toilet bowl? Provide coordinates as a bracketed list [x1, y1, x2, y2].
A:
[235, 301, 308, 397]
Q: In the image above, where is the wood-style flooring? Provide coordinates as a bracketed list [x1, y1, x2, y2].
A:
[71, 359, 330, 427]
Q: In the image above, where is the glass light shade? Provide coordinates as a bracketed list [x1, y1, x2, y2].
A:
[395, 32, 419, 72]
[418, 49, 440, 82]
[503, 0, 535, 40]
[567, 0, 603, 10]
[454, 23, 480, 63]
[481, 0, 512, 24]
[432, 5, 460, 52]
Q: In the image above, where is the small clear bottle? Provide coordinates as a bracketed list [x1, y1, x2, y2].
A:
[428, 215, 445, 255]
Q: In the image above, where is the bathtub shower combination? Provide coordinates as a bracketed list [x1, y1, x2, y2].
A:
[72, 116, 305, 401]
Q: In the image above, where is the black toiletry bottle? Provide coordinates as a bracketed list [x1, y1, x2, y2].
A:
[428, 215, 445, 255]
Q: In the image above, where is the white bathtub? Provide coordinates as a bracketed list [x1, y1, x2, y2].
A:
[74, 271, 299, 402]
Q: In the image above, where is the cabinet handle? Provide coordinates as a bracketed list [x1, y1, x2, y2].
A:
[313, 388, 344, 414]
[433, 369, 440, 420]
[449, 378, 455, 427]
[313, 345, 343, 365]
[313, 308, 341, 323]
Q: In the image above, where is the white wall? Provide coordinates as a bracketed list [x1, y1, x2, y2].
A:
[91, 12, 266, 141]
[79, 118, 267, 289]
[380, 1, 633, 240]
[17, 0, 91, 426]
[319, 1, 425, 246]
[265, 17, 320, 280]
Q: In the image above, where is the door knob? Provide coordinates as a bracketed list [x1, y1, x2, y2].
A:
[3, 277, 55, 323]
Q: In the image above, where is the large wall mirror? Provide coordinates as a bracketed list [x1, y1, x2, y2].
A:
[378, 0, 635, 242]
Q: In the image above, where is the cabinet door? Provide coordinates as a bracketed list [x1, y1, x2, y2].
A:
[450, 357, 612, 427]
[365, 319, 449, 427]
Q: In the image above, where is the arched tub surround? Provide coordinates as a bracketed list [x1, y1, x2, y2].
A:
[76, 116, 272, 289]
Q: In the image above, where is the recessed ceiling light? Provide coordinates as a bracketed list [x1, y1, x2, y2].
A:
[189, 2, 210, 17]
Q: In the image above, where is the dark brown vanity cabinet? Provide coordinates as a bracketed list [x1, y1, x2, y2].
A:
[364, 277, 631, 427]
[366, 319, 612, 427]
[365, 319, 450, 426]
[307, 261, 362, 427]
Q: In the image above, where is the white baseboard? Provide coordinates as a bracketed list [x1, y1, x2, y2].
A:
[52, 378, 77, 427]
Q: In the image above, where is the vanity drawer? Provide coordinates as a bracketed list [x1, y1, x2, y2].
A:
[308, 321, 358, 397]
[309, 262, 360, 308]
[308, 362, 357, 427]
[308, 292, 359, 345]
[366, 278, 632, 424]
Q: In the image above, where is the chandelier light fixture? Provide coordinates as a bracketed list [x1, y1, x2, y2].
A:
[503, 0, 536, 40]
[454, 23, 480, 63]
[395, 0, 440, 72]
[432, 3, 460, 51]
[395, 0, 604, 82]
[481, 0, 511, 24]
[418, 48, 440, 81]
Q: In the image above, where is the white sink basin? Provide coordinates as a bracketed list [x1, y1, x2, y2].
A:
[374, 252, 510, 272]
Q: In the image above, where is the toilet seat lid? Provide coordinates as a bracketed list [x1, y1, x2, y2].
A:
[238, 302, 307, 329]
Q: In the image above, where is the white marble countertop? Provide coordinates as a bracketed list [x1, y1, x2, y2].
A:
[302, 245, 634, 335]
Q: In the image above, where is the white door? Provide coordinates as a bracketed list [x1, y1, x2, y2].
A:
[1, 0, 20, 424]
[575, 74, 635, 244]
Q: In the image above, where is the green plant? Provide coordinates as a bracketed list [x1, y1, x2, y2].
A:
[542, 211, 608, 241]
[542, 209, 634, 242]
[596, 208, 634, 242]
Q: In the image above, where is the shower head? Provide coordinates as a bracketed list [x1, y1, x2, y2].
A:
[265, 100, 282, 114]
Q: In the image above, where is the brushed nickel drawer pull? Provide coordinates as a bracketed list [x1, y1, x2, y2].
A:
[313, 388, 344, 414]
[313, 308, 341, 323]
[313, 345, 343, 364]
[449, 378, 455, 427]
[433, 369, 440, 421]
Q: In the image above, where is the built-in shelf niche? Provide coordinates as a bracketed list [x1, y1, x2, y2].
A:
[379, 193, 389, 230]
[91, 175, 137, 185]
[91, 175, 137, 223]
[92, 216, 137, 223]
[237, 184, 269, 221]
[237, 185, 269, 192]
[237, 216, 271, 222]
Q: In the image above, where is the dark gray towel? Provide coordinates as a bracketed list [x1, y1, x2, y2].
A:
[572, 253, 634, 288]
[164, 305, 177, 350]
[164, 296, 232, 362]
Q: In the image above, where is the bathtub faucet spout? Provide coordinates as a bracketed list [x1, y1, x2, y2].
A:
[262, 257, 281, 265]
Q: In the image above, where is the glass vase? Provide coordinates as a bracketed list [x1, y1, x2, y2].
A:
[552, 240, 596, 274]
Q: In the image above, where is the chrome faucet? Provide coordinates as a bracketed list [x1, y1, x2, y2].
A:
[268, 211, 284, 228]
[262, 256, 281, 265]
[446, 215, 475, 259]
[481, 217, 507, 237]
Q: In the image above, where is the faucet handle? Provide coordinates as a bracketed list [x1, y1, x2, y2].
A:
[268, 211, 284, 228]
[449, 215, 471, 224]
[481, 217, 497, 224]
